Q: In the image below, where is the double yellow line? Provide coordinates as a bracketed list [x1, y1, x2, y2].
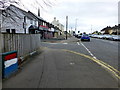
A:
[62, 49, 120, 80]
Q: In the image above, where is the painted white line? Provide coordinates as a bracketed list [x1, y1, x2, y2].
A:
[77, 42, 80, 45]
[49, 43, 58, 44]
[63, 43, 68, 44]
[30, 51, 36, 55]
[80, 42, 97, 59]
[70, 62, 75, 65]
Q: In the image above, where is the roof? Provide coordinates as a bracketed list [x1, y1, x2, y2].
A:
[101, 25, 119, 32]
[6, 4, 45, 21]
[28, 11, 44, 21]
[2, 4, 55, 28]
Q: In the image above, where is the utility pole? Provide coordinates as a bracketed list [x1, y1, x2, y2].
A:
[91, 25, 92, 34]
[71, 27, 72, 35]
[66, 16, 68, 40]
[38, 8, 40, 17]
[75, 19, 78, 34]
[38, 8, 40, 31]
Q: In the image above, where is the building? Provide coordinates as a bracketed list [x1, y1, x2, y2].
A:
[51, 17, 64, 37]
[101, 25, 120, 35]
[1, 4, 38, 34]
[0, 4, 57, 39]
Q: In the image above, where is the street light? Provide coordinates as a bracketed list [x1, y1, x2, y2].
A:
[91, 25, 92, 34]
[75, 18, 78, 34]
[66, 16, 68, 40]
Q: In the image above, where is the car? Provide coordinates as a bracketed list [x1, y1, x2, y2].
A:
[104, 35, 113, 40]
[97, 35, 104, 39]
[77, 35, 82, 38]
[81, 34, 90, 41]
[111, 35, 120, 41]
[91, 34, 98, 38]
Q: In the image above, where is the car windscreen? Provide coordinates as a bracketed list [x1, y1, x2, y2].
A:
[83, 34, 89, 36]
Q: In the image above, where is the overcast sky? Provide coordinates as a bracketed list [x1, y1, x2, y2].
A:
[21, 0, 119, 33]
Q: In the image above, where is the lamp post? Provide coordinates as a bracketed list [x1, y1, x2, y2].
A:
[75, 18, 78, 34]
[91, 25, 92, 34]
[66, 16, 68, 40]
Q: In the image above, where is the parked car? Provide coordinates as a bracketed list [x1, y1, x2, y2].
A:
[111, 35, 120, 41]
[77, 35, 82, 38]
[91, 34, 99, 38]
[97, 35, 104, 39]
[104, 35, 113, 40]
[81, 34, 90, 41]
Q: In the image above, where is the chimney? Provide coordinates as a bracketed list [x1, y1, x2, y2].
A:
[54, 17, 56, 21]
[38, 8, 40, 17]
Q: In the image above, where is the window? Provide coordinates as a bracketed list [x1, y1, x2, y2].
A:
[6, 29, 10, 33]
[11, 29, 16, 34]
[30, 20, 33, 24]
[35, 21, 37, 26]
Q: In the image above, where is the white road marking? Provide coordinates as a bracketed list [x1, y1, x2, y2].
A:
[49, 43, 58, 44]
[49, 43, 68, 45]
[79, 42, 97, 59]
[77, 42, 80, 45]
[70, 62, 75, 65]
[63, 43, 68, 44]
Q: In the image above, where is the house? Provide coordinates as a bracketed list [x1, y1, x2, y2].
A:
[28, 11, 56, 39]
[101, 26, 112, 34]
[1, 4, 60, 39]
[51, 17, 64, 37]
[101, 25, 120, 35]
[1, 4, 39, 34]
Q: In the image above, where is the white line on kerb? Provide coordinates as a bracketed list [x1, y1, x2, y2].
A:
[80, 42, 97, 59]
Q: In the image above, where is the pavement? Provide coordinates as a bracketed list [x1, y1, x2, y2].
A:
[3, 46, 119, 88]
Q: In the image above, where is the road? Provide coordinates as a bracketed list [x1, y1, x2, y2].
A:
[41, 37, 119, 70]
[3, 37, 119, 88]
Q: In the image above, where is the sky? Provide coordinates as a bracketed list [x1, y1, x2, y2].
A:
[20, 0, 119, 33]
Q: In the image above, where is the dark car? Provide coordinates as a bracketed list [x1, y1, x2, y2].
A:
[81, 34, 90, 41]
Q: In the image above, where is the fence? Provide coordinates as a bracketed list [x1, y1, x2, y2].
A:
[1, 33, 41, 60]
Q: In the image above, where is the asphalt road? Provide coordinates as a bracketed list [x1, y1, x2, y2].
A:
[41, 37, 119, 70]
[3, 37, 119, 88]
